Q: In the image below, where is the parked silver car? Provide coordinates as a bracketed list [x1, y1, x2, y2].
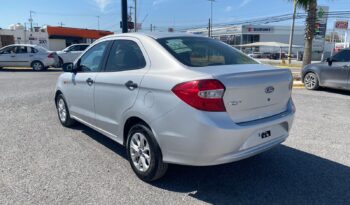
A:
[302, 48, 350, 90]
[57, 44, 90, 67]
[55, 33, 295, 181]
[0, 44, 59, 71]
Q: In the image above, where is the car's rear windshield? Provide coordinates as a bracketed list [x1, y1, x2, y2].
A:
[157, 37, 258, 67]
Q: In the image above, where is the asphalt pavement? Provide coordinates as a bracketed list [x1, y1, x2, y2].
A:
[0, 68, 349, 205]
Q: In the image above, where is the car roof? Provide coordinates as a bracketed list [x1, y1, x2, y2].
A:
[5, 44, 37, 47]
[101, 32, 203, 41]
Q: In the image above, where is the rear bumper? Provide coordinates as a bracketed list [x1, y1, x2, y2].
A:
[151, 99, 295, 166]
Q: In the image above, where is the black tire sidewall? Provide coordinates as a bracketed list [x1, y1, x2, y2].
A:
[56, 94, 73, 127]
[126, 124, 163, 182]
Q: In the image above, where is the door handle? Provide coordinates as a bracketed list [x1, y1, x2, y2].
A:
[86, 78, 94, 86]
[125, 80, 138, 90]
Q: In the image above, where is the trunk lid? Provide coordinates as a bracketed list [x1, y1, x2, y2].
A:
[192, 64, 293, 123]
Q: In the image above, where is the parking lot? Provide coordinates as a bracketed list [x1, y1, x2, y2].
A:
[0, 69, 349, 205]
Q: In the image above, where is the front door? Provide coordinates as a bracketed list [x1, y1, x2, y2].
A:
[321, 50, 350, 89]
[65, 40, 111, 125]
[0, 46, 15, 67]
[94, 39, 149, 139]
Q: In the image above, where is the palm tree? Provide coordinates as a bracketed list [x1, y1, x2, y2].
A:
[289, 0, 317, 67]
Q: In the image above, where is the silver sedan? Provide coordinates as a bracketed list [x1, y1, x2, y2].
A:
[55, 33, 295, 181]
[0, 44, 59, 71]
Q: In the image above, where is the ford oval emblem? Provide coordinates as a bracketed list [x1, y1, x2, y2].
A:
[265, 86, 275, 94]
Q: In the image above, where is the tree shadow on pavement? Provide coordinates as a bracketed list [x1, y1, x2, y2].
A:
[71, 124, 350, 205]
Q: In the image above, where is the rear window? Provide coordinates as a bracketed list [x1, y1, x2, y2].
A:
[157, 37, 258, 67]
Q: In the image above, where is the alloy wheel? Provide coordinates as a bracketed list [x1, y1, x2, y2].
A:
[33, 62, 43, 71]
[304, 73, 317, 89]
[129, 132, 151, 172]
[57, 98, 67, 123]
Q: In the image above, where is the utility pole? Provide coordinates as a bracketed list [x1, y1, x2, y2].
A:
[121, 0, 128, 33]
[29, 10, 35, 32]
[288, 0, 297, 65]
[208, 0, 215, 38]
[134, 0, 137, 32]
[58, 22, 65, 27]
[97, 16, 100, 30]
[150, 24, 153, 32]
[208, 19, 211, 37]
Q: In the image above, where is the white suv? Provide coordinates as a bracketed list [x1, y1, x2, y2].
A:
[0, 44, 59, 71]
[57, 44, 90, 67]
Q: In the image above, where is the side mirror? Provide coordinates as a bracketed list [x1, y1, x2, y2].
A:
[62, 63, 74, 73]
[326, 57, 333, 66]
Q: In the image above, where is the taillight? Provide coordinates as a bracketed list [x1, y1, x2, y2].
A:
[48, 53, 54, 58]
[172, 79, 226, 112]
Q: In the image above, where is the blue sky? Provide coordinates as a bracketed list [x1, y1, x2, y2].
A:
[0, 0, 349, 32]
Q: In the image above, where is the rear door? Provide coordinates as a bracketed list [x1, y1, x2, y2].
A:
[12, 46, 30, 66]
[94, 38, 149, 138]
[64, 40, 111, 125]
[321, 50, 350, 89]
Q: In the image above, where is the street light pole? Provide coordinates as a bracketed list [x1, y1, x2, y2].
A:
[288, 0, 297, 65]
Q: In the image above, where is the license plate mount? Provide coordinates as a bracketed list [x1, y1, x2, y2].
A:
[259, 130, 271, 139]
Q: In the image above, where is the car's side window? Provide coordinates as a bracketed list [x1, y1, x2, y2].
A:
[333, 50, 350, 62]
[105, 40, 146, 72]
[79, 41, 109, 73]
[31, 47, 39, 53]
[70, 45, 80, 51]
[0, 46, 15, 54]
[14, 46, 28, 54]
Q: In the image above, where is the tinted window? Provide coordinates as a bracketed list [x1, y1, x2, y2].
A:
[0, 46, 15, 54]
[333, 50, 350, 62]
[157, 37, 258, 67]
[105, 40, 146, 72]
[79, 41, 109, 72]
[79, 45, 89, 51]
[31, 47, 39, 53]
[14, 46, 28, 54]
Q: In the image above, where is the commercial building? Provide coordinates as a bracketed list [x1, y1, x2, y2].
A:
[0, 24, 113, 51]
[187, 24, 306, 54]
[45, 26, 113, 51]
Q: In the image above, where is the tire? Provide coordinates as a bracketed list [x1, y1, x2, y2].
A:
[126, 123, 168, 182]
[58, 58, 63, 68]
[304, 72, 319, 90]
[31, 61, 45, 71]
[56, 94, 76, 127]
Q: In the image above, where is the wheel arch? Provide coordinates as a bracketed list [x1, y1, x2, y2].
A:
[123, 116, 150, 146]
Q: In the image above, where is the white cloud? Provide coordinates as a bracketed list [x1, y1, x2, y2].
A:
[239, 0, 252, 8]
[93, 0, 112, 12]
[225, 6, 232, 12]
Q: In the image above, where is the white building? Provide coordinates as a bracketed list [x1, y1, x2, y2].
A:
[0, 23, 49, 49]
